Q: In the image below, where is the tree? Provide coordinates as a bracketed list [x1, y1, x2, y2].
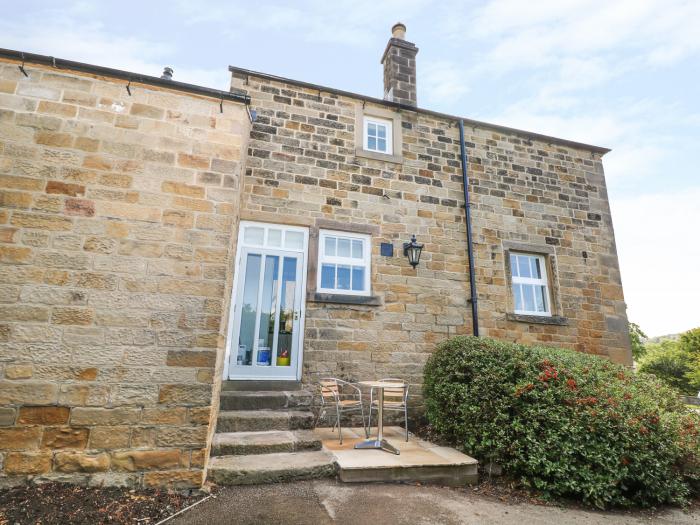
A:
[628, 322, 647, 361]
[638, 340, 694, 394]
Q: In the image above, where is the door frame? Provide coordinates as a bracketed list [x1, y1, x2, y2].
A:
[222, 221, 309, 381]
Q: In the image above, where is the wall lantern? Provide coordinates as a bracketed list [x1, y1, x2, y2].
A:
[403, 234, 424, 268]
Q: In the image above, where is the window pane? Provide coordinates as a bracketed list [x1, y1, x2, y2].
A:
[243, 226, 264, 245]
[513, 284, 523, 311]
[320, 264, 335, 289]
[523, 285, 536, 312]
[237, 253, 261, 366]
[267, 229, 282, 247]
[368, 123, 377, 136]
[352, 266, 365, 291]
[276, 257, 298, 367]
[337, 265, 351, 290]
[532, 257, 542, 279]
[377, 138, 387, 152]
[324, 236, 336, 256]
[536, 285, 548, 312]
[257, 255, 279, 366]
[368, 136, 377, 150]
[518, 256, 532, 278]
[510, 254, 518, 277]
[377, 125, 386, 139]
[337, 238, 351, 257]
[351, 239, 363, 259]
[285, 231, 304, 250]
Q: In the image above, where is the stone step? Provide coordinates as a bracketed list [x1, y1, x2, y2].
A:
[211, 430, 321, 456]
[219, 390, 313, 411]
[216, 410, 314, 433]
[221, 380, 303, 392]
[207, 451, 336, 486]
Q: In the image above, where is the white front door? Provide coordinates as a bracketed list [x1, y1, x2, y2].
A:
[225, 222, 308, 380]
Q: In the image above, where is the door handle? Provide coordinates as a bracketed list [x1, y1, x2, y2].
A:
[293, 310, 299, 320]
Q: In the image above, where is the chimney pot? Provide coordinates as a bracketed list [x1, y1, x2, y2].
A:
[391, 22, 406, 40]
[161, 67, 173, 80]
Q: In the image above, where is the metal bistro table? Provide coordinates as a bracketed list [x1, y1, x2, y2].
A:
[354, 380, 404, 455]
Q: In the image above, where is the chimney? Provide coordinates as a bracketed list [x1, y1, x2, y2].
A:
[160, 67, 173, 80]
[381, 22, 419, 107]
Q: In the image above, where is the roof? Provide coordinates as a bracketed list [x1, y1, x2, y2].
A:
[229, 65, 611, 155]
[0, 48, 250, 105]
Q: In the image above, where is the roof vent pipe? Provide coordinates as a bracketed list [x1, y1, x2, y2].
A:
[160, 67, 173, 80]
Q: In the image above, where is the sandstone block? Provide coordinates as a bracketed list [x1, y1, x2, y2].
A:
[166, 350, 216, 368]
[5, 364, 33, 379]
[143, 469, 203, 489]
[51, 307, 94, 325]
[0, 190, 33, 209]
[46, 180, 85, 196]
[111, 449, 182, 472]
[4, 452, 52, 475]
[130, 103, 164, 119]
[131, 427, 156, 448]
[155, 426, 208, 447]
[18, 406, 70, 425]
[0, 408, 16, 426]
[158, 384, 211, 406]
[162, 181, 205, 198]
[65, 198, 95, 217]
[141, 408, 186, 425]
[71, 407, 141, 426]
[55, 451, 110, 473]
[0, 427, 42, 449]
[0, 382, 57, 405]
[41, 427, 89, 449]
[89, 426, 131, 449]
[76, 272, 118, 290]
[10, 211, 72, 231]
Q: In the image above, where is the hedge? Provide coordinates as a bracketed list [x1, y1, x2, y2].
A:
[423, 336, 700, 508]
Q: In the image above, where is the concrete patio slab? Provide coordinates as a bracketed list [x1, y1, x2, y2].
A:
[314, 426, 478, 486]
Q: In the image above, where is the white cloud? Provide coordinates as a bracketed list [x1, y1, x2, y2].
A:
[420, 60, 470, 105]
[612, 188, 700, 336]
[0, 6, 229, 89]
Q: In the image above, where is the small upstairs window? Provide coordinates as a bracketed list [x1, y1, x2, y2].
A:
[318, 230, 371, 296]
[510, 253, 551, 316]
[363, 117, 392, 155]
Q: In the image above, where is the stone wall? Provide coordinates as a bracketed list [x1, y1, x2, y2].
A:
[231, 69, 631, 410]
[0, 59, 249, 488]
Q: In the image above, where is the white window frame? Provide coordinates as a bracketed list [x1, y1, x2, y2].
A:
[317, 230, 371, 296]
[363, 116, 393, 155]
[510, 252, 551, 317]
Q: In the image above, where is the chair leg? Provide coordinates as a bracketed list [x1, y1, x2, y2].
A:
[404, 407, 409, 442]
[367, 403, 373, 438]
[336, 405, 343, 444]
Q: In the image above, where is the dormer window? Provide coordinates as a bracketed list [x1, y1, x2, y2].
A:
[363, 117, 392, 155]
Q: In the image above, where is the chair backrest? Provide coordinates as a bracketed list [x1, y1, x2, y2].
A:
[379, 378, 408, 403]
[319, 378, 340, 403]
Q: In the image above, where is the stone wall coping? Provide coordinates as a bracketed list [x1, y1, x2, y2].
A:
[229, 65, 611, 155]
[0, 48, 251, 106]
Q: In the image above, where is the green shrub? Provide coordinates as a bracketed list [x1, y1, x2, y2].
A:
[424, 336, 699, 508]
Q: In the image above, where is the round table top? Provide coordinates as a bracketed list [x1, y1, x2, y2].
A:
[358, 381, 405, 388]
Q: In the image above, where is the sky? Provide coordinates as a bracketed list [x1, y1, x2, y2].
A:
[1, 0, 698, 337]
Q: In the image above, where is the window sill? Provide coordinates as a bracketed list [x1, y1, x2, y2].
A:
[506, 313, 569, 326]
[355, 148, 403, 165]
[307, 292, 383, 306]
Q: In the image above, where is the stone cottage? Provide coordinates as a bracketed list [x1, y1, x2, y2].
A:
[0, 24, 630, 488]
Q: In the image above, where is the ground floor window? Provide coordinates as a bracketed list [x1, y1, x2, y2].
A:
[317, 230, 371, 296]
[509, 252, 551, 316]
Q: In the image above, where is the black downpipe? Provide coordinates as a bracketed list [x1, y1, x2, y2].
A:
[458, 120, 479, 337]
